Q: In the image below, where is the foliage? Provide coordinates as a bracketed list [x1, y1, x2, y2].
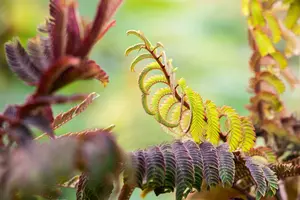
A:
[126, 30, 256, 152]
[244, 0, 300, 145]
[0, 0, 300, 200]
[120, 141, 281, 200]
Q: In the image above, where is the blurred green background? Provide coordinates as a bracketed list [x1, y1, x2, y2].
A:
[0, 0, 299, 199]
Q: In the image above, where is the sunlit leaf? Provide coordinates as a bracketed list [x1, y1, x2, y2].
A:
[284, 1, 300, 29]
[264, 12, 281, 43]
[253, 29, 276, 56]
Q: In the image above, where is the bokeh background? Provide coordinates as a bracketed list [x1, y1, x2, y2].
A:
[0, 0, 299, 199]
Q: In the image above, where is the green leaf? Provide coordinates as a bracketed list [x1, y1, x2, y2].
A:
[130, 53, 153, 72]
[270, 51, 288, 69]
[259, 71, 285, 94]
[242, 0, 250, 16]
[125, 43, 145, 56]
[205, 100, 220, 145]
[142, 75, 168, 94]
[253, 29, 276, 56]
[220, 106, 243, 152]
[239, 117, 256, 152]
[178, 79, 206, 143]
[127, 30, 152, 48]
[142, 94, 155, 115]
[250, 91, 283, 111]
[264, 12, 281, 43]
[250, 0, 265, 26]
[284, 1, 300, 29]
[138, 62, 162, 94]
[262, 167, 278, 196]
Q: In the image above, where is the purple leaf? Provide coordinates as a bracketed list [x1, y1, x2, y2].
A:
[5, 38, 42, 85]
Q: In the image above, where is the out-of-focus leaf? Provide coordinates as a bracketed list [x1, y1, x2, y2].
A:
[250, 91, 282, 112]
[250, 0, 265, 26]
[49, 0, 68, 60]
[74, 0, 123, 58]
[282, 68, 300, 88]
[264, 12, 281, 43]
[253, 29, 275, 56]
[258, 71, 285, 94]
[242, 0, 250, 16]
[35, 56, 80, 95]
[270, 51, 288, 69]
[248, 147, 277, 164]
[280, 20, 300, 56]
[52, 92, 99, 130]
[0, 131, 123, 199]
[284, 1, 300, 29]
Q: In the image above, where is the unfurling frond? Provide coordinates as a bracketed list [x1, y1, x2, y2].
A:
[125, 30, 255, 151]
[120, 141, 281, 200]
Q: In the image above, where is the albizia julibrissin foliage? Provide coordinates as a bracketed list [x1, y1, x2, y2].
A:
[243, 0, 300, 145]
[118, 141, 300, 200]
[0, 0, 125, 199]
[1, 0, 122, 146]
[125, 30, 256, 152]
[1, 0, 300, 200]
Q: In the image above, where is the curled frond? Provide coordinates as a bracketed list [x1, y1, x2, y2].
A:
[126, 31, 255, 151]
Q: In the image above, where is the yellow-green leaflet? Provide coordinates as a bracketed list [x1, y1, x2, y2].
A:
[259, 72, 285, 94]
[220, 106, 243, 152]
[125, 43, 145, 56]
[127, 30, 152, 48]
[151, 87, 172, 114]
[178, 78, 205, 143]
[239, 117, 256, 152]
[205, 100, 220, 145]
[253, 29, 276, 56]
[142, 94, 155, 115]
[155, 93, 179, 128]
[138, 62, 162, 94]
[264, 12, 281, 43]
[130, 53, 153, 72]
[142, 75, 168, 94]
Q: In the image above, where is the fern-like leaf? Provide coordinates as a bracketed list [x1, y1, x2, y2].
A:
[262, 166, 278, 197]
[258, 72, 285, 94]
[126, 31, 256, 152]
[52, 92, 99, 130]
[245, 157, 267, 199]
[205, 100, 220, 145]
[120, 140, 283, 200]
[125, 43, 145, 56]
[217, 143, 235, 187]
[239, 117, 256, 152]
[184, 140, 204, 192]
[220, 106, 243, 152]
[199, 142, 219, 189]
[130, 53, 153, 72]
[143, 75, 168, 94]
[172, 141, 194, 200]
[138, 62, 162, 94]
[179, 79, 206, 143]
